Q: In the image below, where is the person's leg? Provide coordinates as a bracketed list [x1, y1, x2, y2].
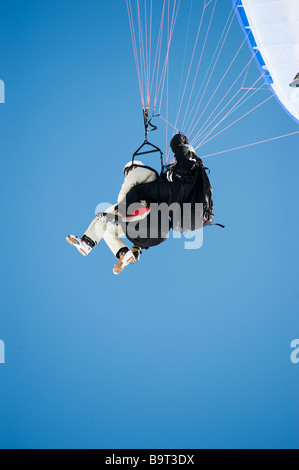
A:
[101, 224, 141, 275]
[83, 217, 104, 245]
[83, 204, 117, 245]
[67, 205, 117, 256]
[102, 223, 129, 257]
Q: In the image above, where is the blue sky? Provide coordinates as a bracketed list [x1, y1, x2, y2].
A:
[0, 0, 298, 449]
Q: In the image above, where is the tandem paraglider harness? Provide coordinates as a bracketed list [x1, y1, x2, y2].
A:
[97, 109, 224, 249]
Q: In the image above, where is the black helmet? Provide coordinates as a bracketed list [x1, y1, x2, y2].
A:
[170, 133, 189, 153]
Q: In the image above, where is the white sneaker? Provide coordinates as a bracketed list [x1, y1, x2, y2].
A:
[113, 250, 136, 275]
[66, 235, 94, 256]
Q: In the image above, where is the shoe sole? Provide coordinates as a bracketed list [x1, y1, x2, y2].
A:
[79, 249, 88, 256]
[66, 235, 79, 246]
[113, 255, 135, 275]
[66, 236, 88, 256]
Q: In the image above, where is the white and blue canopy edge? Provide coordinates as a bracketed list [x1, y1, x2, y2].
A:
[232, 0, 299, 124]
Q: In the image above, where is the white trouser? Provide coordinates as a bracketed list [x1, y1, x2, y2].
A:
[84, 205, 128, 257]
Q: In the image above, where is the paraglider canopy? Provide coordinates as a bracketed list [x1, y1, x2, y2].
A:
[233, 0, 299, 123]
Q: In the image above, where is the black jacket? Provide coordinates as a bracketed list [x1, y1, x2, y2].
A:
[118, 134, 214, 247]
[166, 133, 199, 182]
